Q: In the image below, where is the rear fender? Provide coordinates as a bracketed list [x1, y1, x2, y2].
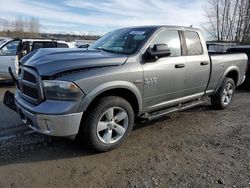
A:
[214, 66, 239, 93]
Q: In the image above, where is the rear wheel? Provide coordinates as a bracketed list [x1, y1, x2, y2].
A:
[211, 77, 235, 109]
[77, 96, 134, 152]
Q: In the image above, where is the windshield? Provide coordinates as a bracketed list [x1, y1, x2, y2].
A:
[0, 40, 20, 56]
[89, 28, 154, 54]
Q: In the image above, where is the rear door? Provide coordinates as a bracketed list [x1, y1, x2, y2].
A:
[0, 40, 20, 79]
[182, 31, 210, 95]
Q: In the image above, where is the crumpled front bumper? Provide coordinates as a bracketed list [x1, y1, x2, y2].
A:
[4, 91, 83, 137]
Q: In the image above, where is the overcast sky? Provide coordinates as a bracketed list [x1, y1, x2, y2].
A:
[0, 0, 207, 35]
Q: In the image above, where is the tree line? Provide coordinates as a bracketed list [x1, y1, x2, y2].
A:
[0, 17, 40, 38]
[204, 0, 250, 44]
[0, 17, 100, 41]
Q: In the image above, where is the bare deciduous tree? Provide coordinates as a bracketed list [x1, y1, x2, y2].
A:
[204, 0, 250, 44]
[0, 17, 41, 38]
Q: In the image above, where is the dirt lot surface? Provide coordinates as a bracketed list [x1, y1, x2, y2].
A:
[0, 84, 250, 188]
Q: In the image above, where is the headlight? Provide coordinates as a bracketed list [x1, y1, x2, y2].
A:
[43, 80, 84, 100]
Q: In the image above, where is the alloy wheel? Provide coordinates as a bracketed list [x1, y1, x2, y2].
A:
[97, 107, 129, 144]
[221, 83, 234, 105]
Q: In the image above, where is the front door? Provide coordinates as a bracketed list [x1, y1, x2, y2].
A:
[142, 29, 187, 110]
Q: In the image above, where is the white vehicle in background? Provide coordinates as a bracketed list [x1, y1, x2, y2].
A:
[0, 38, 75, 80]
[0, 37, 11, 46]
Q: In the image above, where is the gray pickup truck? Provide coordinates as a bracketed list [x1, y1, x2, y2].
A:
[4, 26, 247, 152]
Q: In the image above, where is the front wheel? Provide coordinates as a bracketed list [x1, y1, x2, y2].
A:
[211, 77, 235, 109]
[77, 96, 134, 152]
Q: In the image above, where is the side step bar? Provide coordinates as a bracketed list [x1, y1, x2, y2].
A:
[141, 99, 207, 121]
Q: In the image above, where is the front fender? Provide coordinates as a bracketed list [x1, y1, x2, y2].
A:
[78, 81, 143, 113]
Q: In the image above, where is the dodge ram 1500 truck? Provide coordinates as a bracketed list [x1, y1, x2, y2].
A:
[4, 26, 248, 152]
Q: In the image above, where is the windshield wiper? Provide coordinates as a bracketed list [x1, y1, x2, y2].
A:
[95, 47, 117, 53]
[94, 47, 129, 54]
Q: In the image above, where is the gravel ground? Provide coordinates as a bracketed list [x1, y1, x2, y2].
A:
[0, 85, 249, 188]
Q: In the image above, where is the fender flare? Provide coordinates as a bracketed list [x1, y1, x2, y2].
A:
[214, 66, 239, 93]
[78, 81, 143, 114]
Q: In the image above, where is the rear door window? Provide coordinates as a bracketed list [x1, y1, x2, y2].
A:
[184, 31, 203, 55]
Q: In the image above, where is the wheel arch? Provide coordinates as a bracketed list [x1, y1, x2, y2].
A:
[225, 70, 238, 86]
[79, 81, 143, 116]
[214, 66, 239, 93]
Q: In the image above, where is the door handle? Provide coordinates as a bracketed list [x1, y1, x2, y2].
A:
[200, 62, 209, 66]
[175, 64, 185, 68]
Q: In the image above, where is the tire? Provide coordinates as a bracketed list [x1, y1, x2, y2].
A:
[245, 81, 250, 91]
[211, 77, 235, 109]
[77, 96, 135, 152]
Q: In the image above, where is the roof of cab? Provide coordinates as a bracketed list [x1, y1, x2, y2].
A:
[118, 25, 202, 32]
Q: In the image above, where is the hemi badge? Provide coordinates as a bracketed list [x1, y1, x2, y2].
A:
[134, 80, 143, 84]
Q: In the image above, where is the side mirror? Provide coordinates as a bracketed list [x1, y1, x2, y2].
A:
[144, 44, 171, 61]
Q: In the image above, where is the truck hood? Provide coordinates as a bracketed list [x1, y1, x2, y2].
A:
[21, 48, 128, 77]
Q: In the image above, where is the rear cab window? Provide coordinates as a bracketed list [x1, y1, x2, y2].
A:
[184, 31, 203, 55]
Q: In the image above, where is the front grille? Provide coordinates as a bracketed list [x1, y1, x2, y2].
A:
[22, 85, 39, 99]
[18, 67, 43, 104]
[23, 70, 37, 83]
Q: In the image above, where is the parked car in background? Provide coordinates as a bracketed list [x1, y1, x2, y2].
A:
[0, 37, 11, 46]
[0, 39, 75, 80]
[4, 26, 247, 152]
[227, 46, 250, 83]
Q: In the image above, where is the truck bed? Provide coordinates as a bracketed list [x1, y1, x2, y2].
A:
[206, 53, 248, 92]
